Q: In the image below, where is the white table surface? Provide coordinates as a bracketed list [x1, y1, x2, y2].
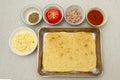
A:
[0, 0, 120, 80]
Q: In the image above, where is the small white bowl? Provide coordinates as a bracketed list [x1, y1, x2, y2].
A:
[64, 5, 85, 25]
[43, 4, 64, 25]
[21, 4, 42, 25]
[86, 6, 108, 28]
[9, 27, 38, 56]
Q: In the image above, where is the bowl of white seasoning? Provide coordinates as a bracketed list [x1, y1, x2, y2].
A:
[64, 5, 85, 25]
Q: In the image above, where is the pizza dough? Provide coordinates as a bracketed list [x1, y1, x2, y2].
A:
[43, 32, 96, 72]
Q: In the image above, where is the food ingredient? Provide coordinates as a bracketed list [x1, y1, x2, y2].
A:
[43, 32, 96, 72]
[45, 7, 62, 24]
[29, 12, 39, 23]
[12, 30, 37, 53]
[65, 7, 82, 24]
[87, 10, 103, 25]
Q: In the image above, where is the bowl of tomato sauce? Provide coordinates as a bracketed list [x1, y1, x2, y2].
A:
[86, 7, 108, 28]
[43, 4, 63, 25]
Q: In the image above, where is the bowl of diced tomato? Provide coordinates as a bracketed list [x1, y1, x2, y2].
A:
[43, 4, 63, 25]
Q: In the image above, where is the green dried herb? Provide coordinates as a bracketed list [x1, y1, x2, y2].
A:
[29, 13, 39, 23]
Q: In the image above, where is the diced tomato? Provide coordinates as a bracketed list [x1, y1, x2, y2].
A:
[45, 7, 62, 24]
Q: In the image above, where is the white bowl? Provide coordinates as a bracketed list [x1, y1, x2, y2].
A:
[21, 4, 42, 25]
[43, 4, 64, 25]
[9, 27, 38, 56]
[64, 5, 85, 25]
[86, 6, 108, 28]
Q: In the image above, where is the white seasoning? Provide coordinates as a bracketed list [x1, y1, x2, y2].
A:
[65, 7, 82, 24]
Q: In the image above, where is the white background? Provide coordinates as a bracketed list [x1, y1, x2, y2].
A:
[0, 0, 120, 80]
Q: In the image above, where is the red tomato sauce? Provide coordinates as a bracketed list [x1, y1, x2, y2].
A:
[87, 10, 104, 25]
[45, 7, 62, 24]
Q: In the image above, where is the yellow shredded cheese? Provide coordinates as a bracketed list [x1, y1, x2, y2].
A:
[11, 31, 36, 53]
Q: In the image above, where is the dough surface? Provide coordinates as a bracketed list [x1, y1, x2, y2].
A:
[43, 32, 96, 72]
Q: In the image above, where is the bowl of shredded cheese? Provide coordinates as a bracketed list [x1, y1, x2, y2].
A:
[9, 27, 37, 56]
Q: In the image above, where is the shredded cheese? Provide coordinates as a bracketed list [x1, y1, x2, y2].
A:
[12, 31, 36, 53]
